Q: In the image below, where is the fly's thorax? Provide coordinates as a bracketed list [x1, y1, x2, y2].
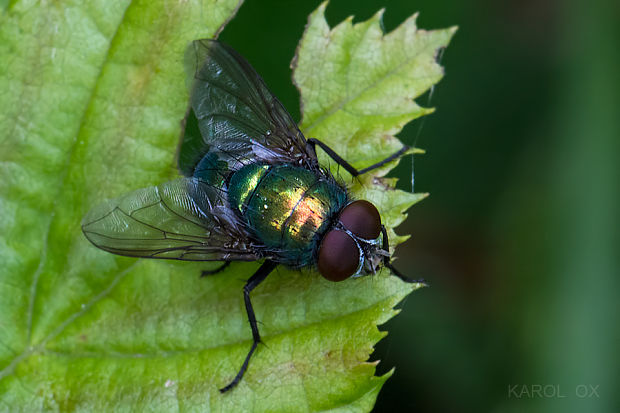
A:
[228, 164, 347, 266]
[227, 163, 270, 213]
[281, 177, 346, 253]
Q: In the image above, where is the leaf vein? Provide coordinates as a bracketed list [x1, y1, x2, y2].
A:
[303, 36, 440, 134]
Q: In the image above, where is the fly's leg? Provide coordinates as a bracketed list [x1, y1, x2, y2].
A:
[200, 261, 231, 278]
[380, 225, 426, 284]
[306, 138, 409, 177]
[220, 260, 278, 393]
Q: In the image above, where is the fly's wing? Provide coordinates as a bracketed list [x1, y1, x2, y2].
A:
[82, 178, 259, 261]
[178, 39, 316, 176]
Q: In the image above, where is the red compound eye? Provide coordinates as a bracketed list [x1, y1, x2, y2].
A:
[339, 200, 382, 240]
[317, 230, 360, 282]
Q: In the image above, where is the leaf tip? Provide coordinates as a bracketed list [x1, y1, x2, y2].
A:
[315, 0, 329, 16]
[380, 367, 396, 381]
[371, 7, 386, 32]
[414, 281, 429, 290]
[410, 11, 420, 26]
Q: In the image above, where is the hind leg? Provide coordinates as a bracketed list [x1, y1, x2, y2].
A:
[200, 261, 231, 278]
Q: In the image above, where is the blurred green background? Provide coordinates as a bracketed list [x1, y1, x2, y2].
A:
[220, 0, 619, 412]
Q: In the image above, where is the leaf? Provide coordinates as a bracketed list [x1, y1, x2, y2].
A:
[0, 1, 454, 412]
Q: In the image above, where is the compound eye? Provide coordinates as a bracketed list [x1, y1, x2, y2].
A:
[339, 200, 382, 240]
[317, 230, 360, 282]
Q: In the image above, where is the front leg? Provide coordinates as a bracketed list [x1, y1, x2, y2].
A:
[380, 225, 425, 285]
[306, 138, 409, 177]
[219, 260, 278, 393]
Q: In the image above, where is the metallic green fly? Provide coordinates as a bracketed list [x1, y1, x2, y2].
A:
[82, 39, 416, 392]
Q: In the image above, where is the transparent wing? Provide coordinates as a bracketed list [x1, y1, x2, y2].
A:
[82, 178, 259, 261]
[177, 39, 315, 176]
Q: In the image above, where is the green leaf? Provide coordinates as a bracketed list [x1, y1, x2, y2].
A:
[0, 1, 454, 411]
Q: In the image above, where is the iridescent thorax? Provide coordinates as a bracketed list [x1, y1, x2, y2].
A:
[228, 163, 347, 266]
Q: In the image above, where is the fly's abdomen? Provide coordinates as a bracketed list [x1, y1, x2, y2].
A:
[228, 164, 346, 266]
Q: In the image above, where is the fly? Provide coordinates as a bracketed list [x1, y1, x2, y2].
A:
[82, 39, 417, 393]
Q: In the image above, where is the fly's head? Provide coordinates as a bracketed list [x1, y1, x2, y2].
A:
[317, 200, 393, 282]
